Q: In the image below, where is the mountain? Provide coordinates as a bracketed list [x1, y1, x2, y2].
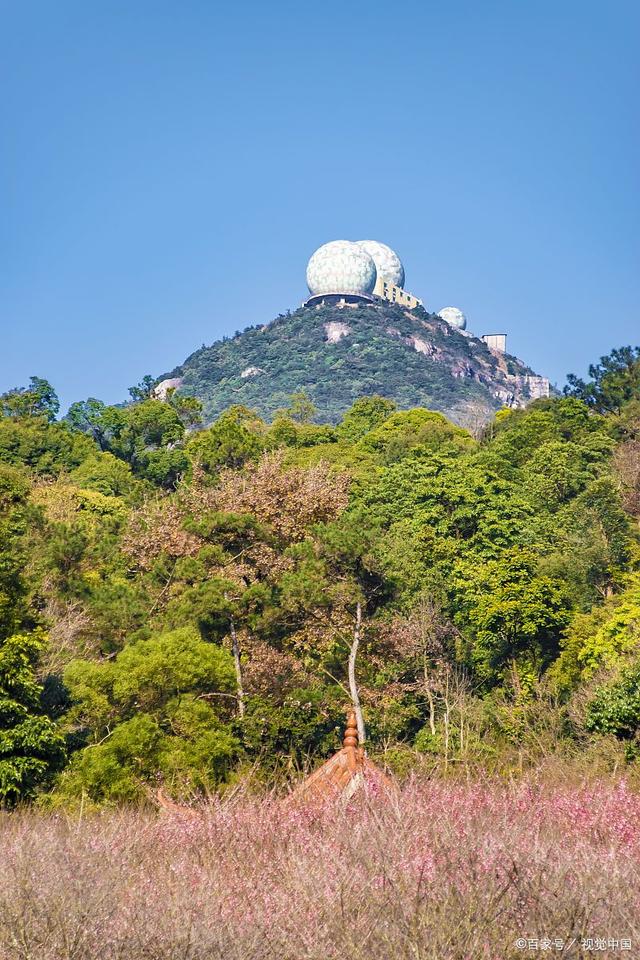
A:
[160, 301, 550, 429]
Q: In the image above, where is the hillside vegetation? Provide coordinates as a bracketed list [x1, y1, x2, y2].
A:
[0, 347, 639, 807]
[162, 301, 542, 429]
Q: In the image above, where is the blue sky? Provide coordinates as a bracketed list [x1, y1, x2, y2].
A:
[2, 0, 638, 412]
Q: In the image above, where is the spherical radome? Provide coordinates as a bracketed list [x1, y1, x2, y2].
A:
[356, 240, 405, 289]
[438, 306, 467, 330]
[306, 241, 377, 296]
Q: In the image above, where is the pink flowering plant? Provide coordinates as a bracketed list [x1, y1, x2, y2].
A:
[1, 778, 639, 959]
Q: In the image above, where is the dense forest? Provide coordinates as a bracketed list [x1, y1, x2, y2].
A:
[1, 346, 639, 807]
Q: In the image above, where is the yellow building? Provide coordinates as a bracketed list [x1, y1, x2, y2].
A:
[374, 277, 422, 309]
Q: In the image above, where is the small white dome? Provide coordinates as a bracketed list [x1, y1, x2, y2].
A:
[355, 240, 405, 288]
[438, 307, 467, 330]
[306, 241, 377, 297]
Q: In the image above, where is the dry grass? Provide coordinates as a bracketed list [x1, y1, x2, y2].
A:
[1, 778, 639, 959]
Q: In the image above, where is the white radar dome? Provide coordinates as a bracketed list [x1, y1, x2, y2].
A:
[438, 307, 467, 330]
[306, 240, 377, 297]
[356, 240, 405, 288]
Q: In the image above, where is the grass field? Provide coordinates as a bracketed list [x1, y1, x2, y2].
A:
[1, 778, 639, 959]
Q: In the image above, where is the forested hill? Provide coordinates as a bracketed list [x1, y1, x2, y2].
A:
[161, 302, 544, 429]
[0, 347, 639, 807]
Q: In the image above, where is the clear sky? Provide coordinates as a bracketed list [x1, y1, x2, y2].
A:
[2, 0, 638, 412]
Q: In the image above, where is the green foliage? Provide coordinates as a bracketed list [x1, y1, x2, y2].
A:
[275, 390, 317, 424]
[455, 550, 571, 682]
[361, 409, 475, 462]
[67, 397, 193, 488]
[66, 398, 111, 446]
[578, 578, 640, 674]
[68, 452, 139, 498]
[59, 627, 238, 802]
[0, 415, 97, 476]
[266, 417, 337, 450]
[187, 406, 264, 472]
[0, 464, 39, 639]
[565, 346, 640, 414]
[552, 576, 640, 691]
[586, 659, 640, 749]
[336, 395, 397, 441]
[65, 626, 235, 723]
[128, 375, 157, 402]
[166, 390, 203, 430]
[484, 397, 612, 473]
[1, 377, 60, 421]
[240, 688, 345, 762]
[0, 630, 66, 805]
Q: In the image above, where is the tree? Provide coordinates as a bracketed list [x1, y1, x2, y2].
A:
[278, 511, 390, 745]
[0, 415, 96, 476]
[165, 389, 203, 430]
[553, 575, 640, 685]
[0, 377, 60, 422]
[336, 396, 396, 441]
[209, 450, 350, 542]
[66, 398, 110, 448]
[128, 375, 157, 403]
[0, 630, 66, 805]
[586, 658, 640, 756]
[276, 390, 317, 424]
[59, 627, 238, 802]
[0, 465, 33, 639]
[361, 409, 474, 462]
[68, 399, 190, 488]
[69, 452, 138, 498]
[378, 597, 457, 744]
[187, 407, 263, 473]
[3, 339, 640, 800]
[455, 550, 571, 684]
[565, 346, 640, 414]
